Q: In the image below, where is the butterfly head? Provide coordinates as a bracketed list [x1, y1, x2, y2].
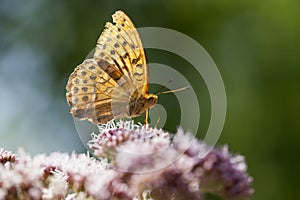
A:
[145, 93, 158, 108]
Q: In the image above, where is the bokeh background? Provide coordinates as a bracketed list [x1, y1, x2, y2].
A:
[1, 0, 299, 199]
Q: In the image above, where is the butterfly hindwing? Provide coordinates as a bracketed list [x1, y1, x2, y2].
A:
[66, 59, 116, 124]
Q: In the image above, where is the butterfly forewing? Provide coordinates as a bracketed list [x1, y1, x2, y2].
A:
[112, 11, 148, 91]
[95, 11, 148, 94]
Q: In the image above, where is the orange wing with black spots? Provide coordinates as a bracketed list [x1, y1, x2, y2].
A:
[95, 10, 148, 94]
[66, 11, 156, 125]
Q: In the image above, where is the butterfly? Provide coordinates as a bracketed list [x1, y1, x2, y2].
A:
[66, 10, 158, 124]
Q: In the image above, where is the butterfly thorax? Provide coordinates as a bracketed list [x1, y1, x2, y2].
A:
[128, 93, 158, 117]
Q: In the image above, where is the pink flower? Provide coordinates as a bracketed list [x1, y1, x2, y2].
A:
[0, 120, 253, 200]
[89, 121, 254, 199]
[0, 149, 17, 164]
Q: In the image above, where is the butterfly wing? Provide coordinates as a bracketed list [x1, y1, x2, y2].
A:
[94, 10, 148, 95]
[66, 11, 148, 124]
[66, 59, 123, 124]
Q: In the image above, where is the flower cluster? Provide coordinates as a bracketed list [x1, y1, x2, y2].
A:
[0, 121, 253, 200]
[0, 149, 17, 164]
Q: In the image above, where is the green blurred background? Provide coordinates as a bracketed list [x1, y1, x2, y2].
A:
[1, 0, 299, 199]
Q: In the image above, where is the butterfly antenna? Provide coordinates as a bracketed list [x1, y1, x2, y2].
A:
[154, 80, 173, 95]
[156, 86, 190, 95]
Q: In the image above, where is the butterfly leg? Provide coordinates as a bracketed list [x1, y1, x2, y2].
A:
[144, 109, 149, 124]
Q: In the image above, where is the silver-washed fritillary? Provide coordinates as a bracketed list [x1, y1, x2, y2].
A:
[66, 11, 157, 124]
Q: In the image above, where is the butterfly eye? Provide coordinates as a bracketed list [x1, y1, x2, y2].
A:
[147, 95, 158, 106]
